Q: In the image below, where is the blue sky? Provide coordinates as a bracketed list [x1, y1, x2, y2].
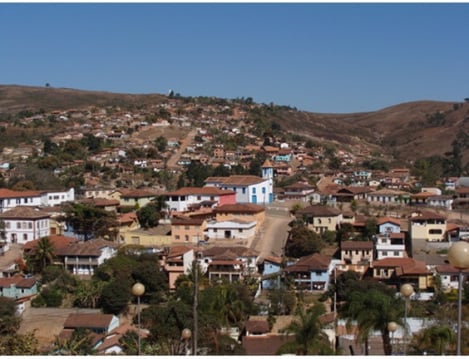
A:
[1, 3, 469, 113]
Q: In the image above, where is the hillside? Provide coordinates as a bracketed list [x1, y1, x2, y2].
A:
[0, 84, 468, 167]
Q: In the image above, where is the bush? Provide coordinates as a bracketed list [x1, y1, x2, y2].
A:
[41, 287, 63, 307]
[31, 295, 46, 308]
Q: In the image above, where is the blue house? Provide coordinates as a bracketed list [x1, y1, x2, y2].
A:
[284, 253, 332, 291]
[260, 255, 283, 289]
[0, 276, 38, 299]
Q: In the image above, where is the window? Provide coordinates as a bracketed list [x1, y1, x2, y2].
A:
[393, 251, 399, 256]
[252, 187, 256, 194]
[23, 234, 28, 241]
[175, 235, 180, 240]
[382, 251, 388, 256]
[28, 223, 32, 229]
[242, 187, 246, 194]
[197, 196, 201, 200]
[17, 223, 21, 229]
[262, 187, 266, 194]
[184, 225, 190, 230]
[185, 235, 189, 242]
[429, 229, 443, 235]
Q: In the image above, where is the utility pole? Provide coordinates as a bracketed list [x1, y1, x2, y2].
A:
[192, 245, 198, 356]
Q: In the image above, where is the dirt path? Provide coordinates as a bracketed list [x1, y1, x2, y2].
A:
[166, 128, 197, 170]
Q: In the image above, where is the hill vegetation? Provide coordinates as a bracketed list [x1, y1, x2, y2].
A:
[1, 84, 468, 175]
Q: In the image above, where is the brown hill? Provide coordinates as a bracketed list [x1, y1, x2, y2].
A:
[0, 85, 468, 166]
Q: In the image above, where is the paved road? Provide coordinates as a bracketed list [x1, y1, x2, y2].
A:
[252, 204, 293, 259]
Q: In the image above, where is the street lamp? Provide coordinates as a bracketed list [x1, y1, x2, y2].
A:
[132, 282, 145, 355]
[181, 328, 192, 355]
[448, 241, 469, 355]
[400, 283, 414, 355]
[387, 321, 398, 355]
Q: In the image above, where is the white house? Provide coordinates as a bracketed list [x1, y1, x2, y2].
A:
[374, 232, 406, 260]
[0, 206, 50, 245]
[205, 219, 257, 241]
[164, 187, 236, 212]
[376, 216, 401, 235]
[0, 188, 75, 212]
[204, 175, 273, 204]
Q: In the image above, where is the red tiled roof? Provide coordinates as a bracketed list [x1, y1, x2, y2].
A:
[63, 313, 115, 330]
[242, 334, 295, 355]
[0, 188, 43, 198]
[205, 175, 266, 186]
[341, 240, 374, 250]
[245, 319, 269, 334]
[296, 205, 342, 217]
[376, 216, 401, 226]
[0, 206, 50, 219]
[214, 203, 265, 214]
[0, 276, 37, 288]
[373, 257, 429, 275]
[285, 253, 331, 272]
[165, 187, 235, 196]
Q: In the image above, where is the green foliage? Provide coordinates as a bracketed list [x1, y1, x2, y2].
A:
[0, 297, 21, 335]
[29, 236, 55, 273]
[0, 331, 39, 355]
[154, 136, 168, 152]
[137, 201, 164, 229]
[99, 278, 132, 315]
[267, 287, 297, 315]
[277, 303, 333, 355]
[426, 111, 446, 127]
[39, 286, 64, 307]
[285, 226, 324, 258]
[61, 202, 119, 241]
[50, 328, 97, 355]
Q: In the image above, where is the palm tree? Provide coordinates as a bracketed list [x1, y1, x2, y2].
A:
[413, 325, 454, 355]
[340, 286, 403, 355]
[33, 237, 55, 273]
[277, 303, 333, 355]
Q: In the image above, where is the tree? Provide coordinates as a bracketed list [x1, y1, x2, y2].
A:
[137, 202, 162, 229]
[339, 282, 403, 356]
[99, 278, 132, 315]
[413, 325, 454, 355]
[285, 226, 324, 258]
[73, 279, 105, 308]
[0, 297, 20, 335]
[277, 303, 333, 355]
[61, 202, 119, 241]
[50, 328, 97, 355]
[154, 136, 168, 152]
[31, 236, 56, 273]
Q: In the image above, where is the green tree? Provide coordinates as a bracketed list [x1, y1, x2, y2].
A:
[412, 325, 454, 355]
[154, 136, 168, 152]
[277, 303, 333, 355]
[137, 202, 162, 229]
[339, 282, 403, 355]
[73, 279, 105, 308]
[61, 202, 119, 241]
[285, 226, 324, 258]
[32, 236, 56, 273]
[99, 278, 132, 315]
[50, 328, 97, 355]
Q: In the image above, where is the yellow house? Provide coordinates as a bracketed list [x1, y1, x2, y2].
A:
[409, 210, 447, 242]
[337, 240, 374, 275]
[119, 225, 172, 247]
[296, 205, 342, 234]
[109, 189, 160, 209]
[171, 216, 207, 244]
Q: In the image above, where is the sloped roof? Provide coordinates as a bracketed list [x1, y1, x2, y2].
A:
[296, 205, 341, 217]
[0, 206, 50, 219]
[63, 313, 115, 330]
[341, 240, 374, 250]
[205, 175, 266, 186]
[165, 186, 235, 196]
[285, 253, 331, 272]
[377, 216, 401, 226]
[56, 238, 118, 257]
[214, 203, 265, 214]
[0, 188, 43, 198]
[373, 257, 429, 275]
[0, 276, 37, 289]
[202, 246, 259, 258]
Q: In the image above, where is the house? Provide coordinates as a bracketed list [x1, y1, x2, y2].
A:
[164, 186, 236, 213]
[213, 203, 266, 231]
[284, 253, 332, 291]
[337, 240, 374, 275]
[62, 313, 120, 335]
[80, 198, 120, 212]
[374, 232, 406, 260]
[295, 205, 342, 234]
[260, 255, 283, 290]
[427, 195, 454, 210]
[0, 275, 38, 299]
[376, 216, 401, 235]
[0, 188, 75, 213]
[372, 257, 431, 291]
[334, 186, 372, 203]
[434, 264, 469, 292]
[163, 246, 196, 290]
[119, 225, 172, 247]
[205, 219, 257, 242]
[171, 216, 207, 244]
[201, 246, 260, 283]
[204, 175, 273, 204]
[366, 188, 410, 204]
[282, 181, 316, 202]
[109, 188, 160, 209]
[58, 238, 119, 276]
[241, 315, 295, 355]
[0, 206, 50, 245]
[408, 210, 447, 242]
